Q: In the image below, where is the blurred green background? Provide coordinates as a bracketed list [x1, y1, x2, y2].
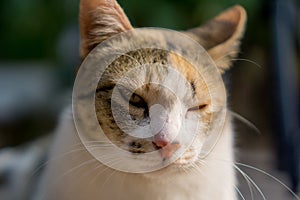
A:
[0, 0, 270, 148]
[0, 0, 267, 61]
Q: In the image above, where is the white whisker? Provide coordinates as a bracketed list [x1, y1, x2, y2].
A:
[234, 164, 265, 200]
[236, 162, 300, 200]
[230, 110, 261, 134]
[235, 185, 247, 200]
[88, 153, 125, 185]
[31, 142, 121, 178]
[206, 157, 300, 199]
[191, 161, 245, 200]
[231, 58, 262, 69]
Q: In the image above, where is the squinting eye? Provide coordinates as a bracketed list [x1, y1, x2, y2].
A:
[129, 93, 148, 109]
[188, 104, 208, 112]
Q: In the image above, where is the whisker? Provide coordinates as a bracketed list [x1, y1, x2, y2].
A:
[215, 51, 262, 69]
[87, 159, 125, 197]
[30, 147, 87, 178]
[236, 162, 300, 200]
[88, 163, 111, 185]
[56, 159, 97, 180]
[235, 185, 247, 200]
[99, 167, 118, 194]
[231, 58, 262, 69]
[190, 163, 209, 180]
[31, 142, 121, 178]
[238, 166, 255, 200]
[230, 110, 261, 135]
[206, 157, 300, 199]
[191, 161, 245, 200]
[88, 153, 126, 185]
[234, 164, 265, 200]
[64, 162, 102, 200]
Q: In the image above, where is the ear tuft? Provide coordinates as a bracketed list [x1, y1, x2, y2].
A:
[80, 0, 133, 58]
[185, 5, 247, 73]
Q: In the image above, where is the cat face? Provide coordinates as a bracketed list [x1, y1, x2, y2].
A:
[78, 0, 246, 174]
[95, 48, 211, 164]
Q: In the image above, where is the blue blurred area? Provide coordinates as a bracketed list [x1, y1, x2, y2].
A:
[272, 0, 300, 192]
[0, 64, 58, 122]
[0, 63, 72, 146]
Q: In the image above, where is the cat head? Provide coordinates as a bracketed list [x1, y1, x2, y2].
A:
[78, 0, 246, 175]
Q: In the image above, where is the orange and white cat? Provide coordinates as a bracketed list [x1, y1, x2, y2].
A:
[35, 0, 247, 199]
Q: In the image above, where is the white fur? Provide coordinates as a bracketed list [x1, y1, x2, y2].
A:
[36, 107, 236, 200]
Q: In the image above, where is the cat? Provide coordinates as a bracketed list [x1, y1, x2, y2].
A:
[35, 0, 247, 199]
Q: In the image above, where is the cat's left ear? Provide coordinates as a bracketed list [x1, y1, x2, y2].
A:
[184, 5, 247, 73]
[80, 0, 133, 58]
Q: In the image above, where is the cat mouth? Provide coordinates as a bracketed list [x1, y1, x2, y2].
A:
[158, 143, 181, 160]
[128, 145, 181, 162]
[129, 149, 146, 154]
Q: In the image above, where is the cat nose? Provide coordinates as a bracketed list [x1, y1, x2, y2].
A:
[152, 134, 170, 148]
[153, 136, 181, 159]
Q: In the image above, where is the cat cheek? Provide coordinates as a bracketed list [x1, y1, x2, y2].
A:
[185, 110, 198, 119]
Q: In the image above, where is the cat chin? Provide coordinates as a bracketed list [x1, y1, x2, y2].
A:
[141, 158, 199, 180]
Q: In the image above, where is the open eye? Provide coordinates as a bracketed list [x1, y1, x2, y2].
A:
[129, 93, 148, 109]
[188, 104, 208, 112]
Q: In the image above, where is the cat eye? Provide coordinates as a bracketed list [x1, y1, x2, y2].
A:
[129, 93, 148, 109]
[118, 86, 148, 109]
[188, 104, 208, 112]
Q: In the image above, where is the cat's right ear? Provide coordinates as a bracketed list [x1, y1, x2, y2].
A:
[80, 0, 133, 59]
[184, 5, 247, 73]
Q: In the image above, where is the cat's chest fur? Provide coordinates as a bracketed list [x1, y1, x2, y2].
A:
[36, 107, 236, 200]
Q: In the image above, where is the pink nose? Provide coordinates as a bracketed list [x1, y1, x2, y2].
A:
[153, 134, 170, 148]
[153, 135, 181, 159]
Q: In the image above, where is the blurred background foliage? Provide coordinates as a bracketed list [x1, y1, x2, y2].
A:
[0, 0, 266, 62]
[0, 0, 77, 60]
[0, 0, 270, 147]
[0, 0, 271, 147]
